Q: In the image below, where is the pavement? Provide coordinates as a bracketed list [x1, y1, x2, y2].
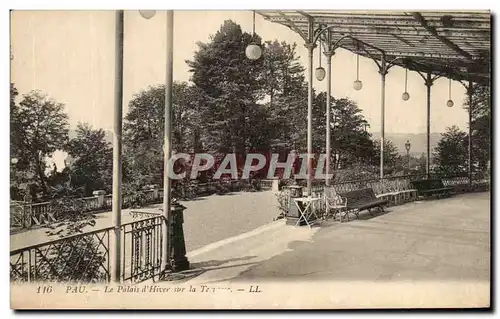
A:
[10, 190, 279, 251]
[165, 191, 490, 308]
[11, 191, 491, 309]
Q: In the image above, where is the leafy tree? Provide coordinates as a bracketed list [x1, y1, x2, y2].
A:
[186, 20, 264, 154]
[393, 153, 425, 175]
[260, 40, 306, 107]
[261, 41, 308, 151]
[10, 83, 24, 197]
[417, 153, 427, 173]
[11, 90, 69, 197]
[123, 82, 202, 187]
[325, 96, 374, 169]
[433, 125, 468, 176]
[65, 122, 113, 196]
[463, 83, 490, 174]
[10, 83, 19, 156]
[372, 139, 401, 173]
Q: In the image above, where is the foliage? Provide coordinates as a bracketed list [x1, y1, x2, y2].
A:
[10, 83, 19, 155]
[274, 191, 289, 220]
[11, 90, 69, 197]
[314, 94, 374, 168]
[261, 41, 308, 151]
[65, 123, 113, 196]
[463, 83, 490, 173]
[39, 234, 108, 283]
[44, 185, 96, 238]
[433, 125, 469, 176]
[38, 185, 107, 283]
[371, 139, 401, 173]
[186, 20, 264, 154]
[332, 164, 379, 183]
[123, 82, 202, 188]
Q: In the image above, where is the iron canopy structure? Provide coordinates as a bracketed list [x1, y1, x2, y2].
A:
[255, 10, 491, 193]
[257, 10, 491, 85]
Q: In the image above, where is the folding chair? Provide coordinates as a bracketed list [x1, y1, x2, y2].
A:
[324, 188, 348, 222]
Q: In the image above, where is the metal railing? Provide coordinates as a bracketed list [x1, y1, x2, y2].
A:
[10, 189, 159, 229]
[10, 214, 166, 284]
[122, 215, 164, 283]
[11, 179, 274, 230]
[278, 173, 490, 214]
[10, 227, 112, 283]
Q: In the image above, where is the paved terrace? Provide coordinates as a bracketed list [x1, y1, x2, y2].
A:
[187, 192, 490, 282]
[10, 190, 279, 251]
[12, 191, 490, 308]
[177, 192, 490, 308]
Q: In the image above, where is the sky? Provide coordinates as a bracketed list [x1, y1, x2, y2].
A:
[10, 10, 470, 137]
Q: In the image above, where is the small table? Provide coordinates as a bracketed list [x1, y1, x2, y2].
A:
[292, 197, 322, 228]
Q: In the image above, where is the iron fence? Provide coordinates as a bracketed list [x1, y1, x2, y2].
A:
[278, 173, 490, 215]
[10, 227, 112, 283]
[11, 178, 277, 230]
[10, 214, 166, 284]
[121, 215, 164, 283]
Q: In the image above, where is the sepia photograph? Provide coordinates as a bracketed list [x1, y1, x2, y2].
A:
[9, 8, 491, 309]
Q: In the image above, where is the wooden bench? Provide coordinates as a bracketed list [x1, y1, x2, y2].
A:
[410, 179, 453, 199]
[338, 188, 389, 222]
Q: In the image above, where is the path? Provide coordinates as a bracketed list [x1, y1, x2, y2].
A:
[10, 190, 279, 252]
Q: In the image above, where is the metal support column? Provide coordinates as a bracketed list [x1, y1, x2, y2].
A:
[111, 9, 124, 283]
[425, 73, 433, 178]
[468, 80, 473, 188]
[378, 55, 388, 179]
[162, 10, 174, 272]
[324, 50, 334, 186]
[305, 42, 316, 194]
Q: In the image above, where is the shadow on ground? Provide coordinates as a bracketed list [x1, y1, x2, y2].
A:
[230, 193, 490, 282]
[191, 255, 257, 270]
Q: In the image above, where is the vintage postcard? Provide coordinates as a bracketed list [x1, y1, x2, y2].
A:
[9, 9, 491, 309]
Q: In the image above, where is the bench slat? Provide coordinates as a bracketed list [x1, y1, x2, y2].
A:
[411, 179, 454, 198]
[339, 188, 388, 210]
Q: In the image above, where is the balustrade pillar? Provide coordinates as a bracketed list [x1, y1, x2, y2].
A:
[93, 190, 106, 208]
[151, 184, 159, 200]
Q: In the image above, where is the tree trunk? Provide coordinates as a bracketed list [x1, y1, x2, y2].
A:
[35, 158, 48, 196]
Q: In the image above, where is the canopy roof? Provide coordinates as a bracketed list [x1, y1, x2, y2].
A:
[257, 11, 491, 85]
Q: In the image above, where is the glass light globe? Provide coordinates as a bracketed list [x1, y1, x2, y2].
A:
[446, 99, 454, 107]
[11, 158, 18, 164]
[139, 10, 156, 19]
[245, 44, 262, 60]
[353, 80, 363, 91]
[402, 92, 410, 101]
[315, 67, 326, 81]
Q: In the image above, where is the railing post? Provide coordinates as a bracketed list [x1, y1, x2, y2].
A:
[93, 190, 106, 209]
[272, 178, 280, 193]
[151, 184, 159, 200]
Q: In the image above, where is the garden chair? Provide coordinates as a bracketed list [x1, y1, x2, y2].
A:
[323, 187, 348, 221]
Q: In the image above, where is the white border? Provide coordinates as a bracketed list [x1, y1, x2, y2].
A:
[2, 0, 497, 316]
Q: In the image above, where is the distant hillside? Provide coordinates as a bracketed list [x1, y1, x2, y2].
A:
[370, 132, 444, 156]
[68, 129, 443, 156]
